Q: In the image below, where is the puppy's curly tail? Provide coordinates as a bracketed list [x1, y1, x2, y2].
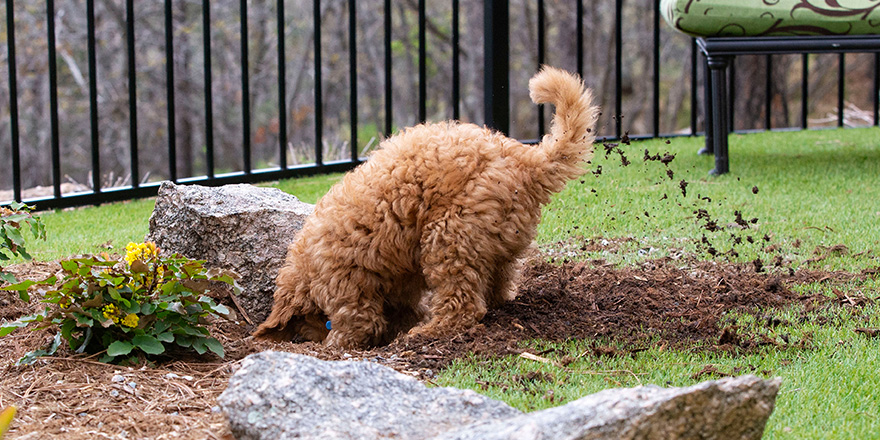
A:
[529, 66, 600, 193]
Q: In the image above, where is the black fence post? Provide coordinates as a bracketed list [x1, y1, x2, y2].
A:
[277, 0, 287, 170]
[203, 0, 215, 178]
[452, 0, 460, 121]
[418, 0, 426, 123]
[48, 0, 62, 197]
[164, 0, 177, 182]
[87, 0, 101, 194]
[313, 0, 323, 166]
[241, 0, 252, 172]
[126, 0, 139, 189]
[383, 0, 392, 137]
[5, 0, 21, 202]
[348, 0, 358, 163]
[614, 0, 622, 139]
[483, 0, 509, 134]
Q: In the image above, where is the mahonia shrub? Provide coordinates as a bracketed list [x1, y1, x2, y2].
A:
[0, 202, 46, 286]
[1, 242, 239, 364]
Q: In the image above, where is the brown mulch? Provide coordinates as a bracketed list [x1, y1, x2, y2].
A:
[0, 257, 877, 439]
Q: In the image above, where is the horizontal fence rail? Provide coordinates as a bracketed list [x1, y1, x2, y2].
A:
[2, 0, 879, 210]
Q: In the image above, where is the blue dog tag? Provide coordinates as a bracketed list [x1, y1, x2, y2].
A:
[325, 320, 332, 330]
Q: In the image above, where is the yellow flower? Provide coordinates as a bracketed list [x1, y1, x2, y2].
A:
[124, 242, 141, 265]
[102, 304, 121, 324]
[121, 313, 139, 328]
[58, 296, 71, 308]
[125, 242, 159, 266]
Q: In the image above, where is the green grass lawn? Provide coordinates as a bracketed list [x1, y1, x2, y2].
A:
[4, 127, 880, 438]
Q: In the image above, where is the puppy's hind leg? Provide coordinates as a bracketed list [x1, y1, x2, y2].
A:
[382, 274, 429, 344]
[486, 258, 520, 309]
[413, 219, 492, 337]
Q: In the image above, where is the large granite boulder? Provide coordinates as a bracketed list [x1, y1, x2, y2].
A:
[146, 182, 313, 324]
[219, 351, 781, 440]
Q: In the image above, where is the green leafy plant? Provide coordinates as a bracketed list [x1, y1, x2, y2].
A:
[0, 202, 47, 286]
[1, 242, 239, 364]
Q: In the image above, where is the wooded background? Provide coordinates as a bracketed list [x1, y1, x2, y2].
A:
[1, 0, 876, 195]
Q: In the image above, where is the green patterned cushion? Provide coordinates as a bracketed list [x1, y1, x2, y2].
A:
[661, 0, 880, 37]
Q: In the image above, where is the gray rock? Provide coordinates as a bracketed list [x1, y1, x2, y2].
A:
[219, 351, 780, 440]
[219, 352, 521, 440]
[435, 375, 779, 440]
[146, 182, 313, 323]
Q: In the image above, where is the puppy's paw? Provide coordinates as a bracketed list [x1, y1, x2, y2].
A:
[405, 324, 438, 339]
[323, 330, 356, 349]
[406, 321, 483, 341]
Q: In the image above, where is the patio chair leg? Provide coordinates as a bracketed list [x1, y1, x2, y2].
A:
[699, 53, 714, 156]
[707, 55, 731, 175]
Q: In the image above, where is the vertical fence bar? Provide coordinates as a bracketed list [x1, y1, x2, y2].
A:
[5, 0, 21, 202]
[614, 0, 622, 139]
[277, 0, 287, 169]
[164, 0, 177, 182]
[801, 54, 809, 129]
[652, 0, 660, 137]
[418, 0, 426, 123]
[452, 0, 460, 120]
[384, 0, 392, 136]
[765, 54, 772, 130]
[874, 53, 879, 126]
[313, 0, 323, 165]
[241, 0, 252, 172]
[483, 0, 509, 134]
[348, 0, 358, 162]
[47, 0, 62, 197]
[125, 0, 138, 188]
[575, 0, 583, 77]
[203, 0, 215, 177]
[837, 53, 845, 127]
[690, 38, 697, 135]
[537, 0, 545, 135]
[87, 0, 101, 194]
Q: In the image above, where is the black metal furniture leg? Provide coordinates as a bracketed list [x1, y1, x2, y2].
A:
[707, 55, 731, 175]
[699, 53, 714, 155]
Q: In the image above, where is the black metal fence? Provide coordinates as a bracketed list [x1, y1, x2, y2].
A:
[2, 0, 878, 210]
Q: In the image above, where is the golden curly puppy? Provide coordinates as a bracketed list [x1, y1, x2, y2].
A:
[254, 66, 599, 348]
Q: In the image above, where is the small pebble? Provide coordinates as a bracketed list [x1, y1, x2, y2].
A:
[111, 375, 125, 383]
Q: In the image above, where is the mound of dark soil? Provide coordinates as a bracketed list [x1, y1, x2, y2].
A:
[386, 258, 875, 371]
